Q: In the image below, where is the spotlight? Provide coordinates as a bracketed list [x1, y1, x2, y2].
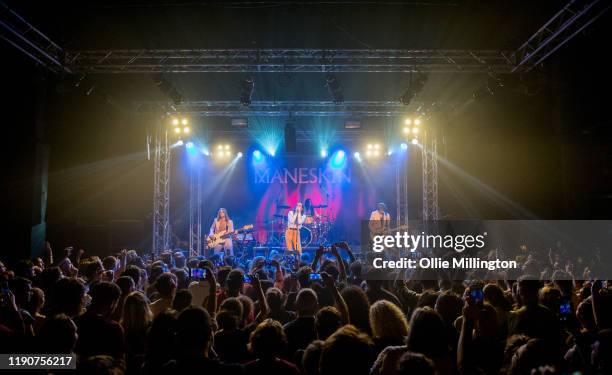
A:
[183, 127, 190, 134]
[414, 119, 421, 126]
[354, 152, 362, 163]
[172, 118, 179, 126]
[404, 118, 412, 125]
[400, 73, 427, 106]
[330, 150, 346, 169]
[366, 150, 373, 157]
[374, 150, 380, 156]
[217, 145, 223, 150]
[185, 141, 194, 149]
[202, 149, 210, 156]
[237, 152, 243, 158]
[174, 127, 181, 134]
[321, 149, 328, 158]
[374, 144, 380, 150]
[367, 144, 373, 150]
[225, 145, 230, 150]
[177, 140, 184, 146]
[411, 139, 419, 145]
[253, 150, 262, 158]
[412, 127, 419, 134]
[387, 150, 393, 156]
[403, 127, 410, 134]
[326, 74, 344, 104]
[181, 118, 188, 125]
[225, 151, 231, 157]
[400, 142, 408, 150]
[240, 76, 255, 106]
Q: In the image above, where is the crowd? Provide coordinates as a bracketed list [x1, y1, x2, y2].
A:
[1, 241, 611, 374]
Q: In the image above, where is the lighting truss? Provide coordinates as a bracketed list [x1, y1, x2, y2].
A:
[188, 166, 203, 258]
[0, 2, 69, 73]
[154, 100, 428, 117]
[421, 130, 439, 223]
[511, 0, 611, 72]
[152, 127, 171, 255]
[64, 49, 516, 74]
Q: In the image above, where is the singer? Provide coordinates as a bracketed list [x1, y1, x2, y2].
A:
[285, 202, 306, 253]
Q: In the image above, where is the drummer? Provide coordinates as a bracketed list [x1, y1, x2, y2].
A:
[303, 198, 317, 224]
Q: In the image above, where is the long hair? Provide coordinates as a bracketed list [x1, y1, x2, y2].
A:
[121, 291, 153, 333]
[369, 300, 408, 341]
[216, 208, 230, 221]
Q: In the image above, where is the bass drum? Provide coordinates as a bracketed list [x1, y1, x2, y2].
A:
[299, 226, 312, 248]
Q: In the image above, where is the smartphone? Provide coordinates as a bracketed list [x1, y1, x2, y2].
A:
[470, 287, 484, 305]
[1, 281, 9, 295]
[190, 268, 206, 280]
[243, 274, 252, 283]
[559, 299, 571, 321]
[309, 273, 322, 281]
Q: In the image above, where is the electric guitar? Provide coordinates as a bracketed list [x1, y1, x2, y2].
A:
[207, 224, 253, 248]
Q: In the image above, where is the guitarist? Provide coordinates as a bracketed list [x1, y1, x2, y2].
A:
[209, 208, 234, 257]
[368, 202, 391, 238]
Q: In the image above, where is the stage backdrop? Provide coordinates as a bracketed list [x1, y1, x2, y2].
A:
[173, 151, 417, 246]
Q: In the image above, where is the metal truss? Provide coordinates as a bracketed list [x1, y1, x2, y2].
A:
[163, 100, 425, 117]
[64, 49, 516, 74]
[395, 154, 410, 229]
[0, 2, 69, 73]
[512, 0, 611, 72]
[152, 127, 171, 255]
[188, 166, 202, 258]
[421, 130, 439, 222]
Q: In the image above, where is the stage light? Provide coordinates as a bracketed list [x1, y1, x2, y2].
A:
[185, 141, 194, 149]
[403, 127, 410, 134]
[374, 144, 380, 150]
[326, 74, 344, 104]
[411, 139, 419, 145]
[374, 150, 380, 156]
[202, 149, 210, 156]
[181, 118, 188, 125]
[321, 149, 328, 158]
[174, 127, 181, 134]
[401, 142, 408, 150]
[240, 76, 255, 106]
[354, 152, 362, 162]
[183, 127, 190, 134]
[177, 140, 184, 146]
[217, 145, 223, 150]
[367, 144, 373, 150]
[237, 152, 243, 158]
[224, 144, 230, 150]
[330, 150, 346, 169]
[253, 150, 265, 163]
[172, 118, 179, 126]
[225, 151, 231, 157]
[387, 150, 393, 156]
[404, 118, 412, 125]
[412, 127, 419, 134]
[414, 119, 421, 126]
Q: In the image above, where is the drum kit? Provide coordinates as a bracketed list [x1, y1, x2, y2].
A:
[269, 202, 333, 247]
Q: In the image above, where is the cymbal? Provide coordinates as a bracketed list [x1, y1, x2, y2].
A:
[276, 204, 290, 209]
[313, 204, 328, 208]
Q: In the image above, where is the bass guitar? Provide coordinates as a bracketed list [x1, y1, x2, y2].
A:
[207, 224, 253, 248]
